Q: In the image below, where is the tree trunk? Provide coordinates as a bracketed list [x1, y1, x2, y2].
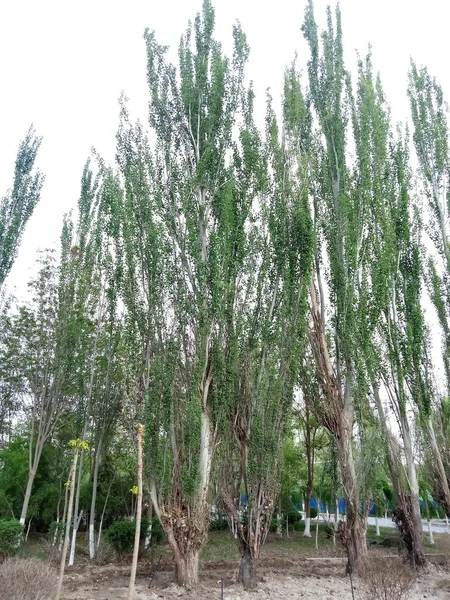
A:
[304, 452, 313, 538]
[144, 499, 153, 549]
[424, 496, 434, 545]
[238, 547, 256, 590]
[428, 418, 450, 517]
[97, 481, 112, 550]
[174, 550, 200, 588]
[58, 482, 70, 552]
[304, 495, 311, 538]
[89, 431, 104, 559]
[128, 424, 144, 600]
[375, 515, 380, 537]
[20, 444, 43, 526]
[68, 445, 85, 566]
[55, 449, 79, 600]
[401, 414, 426, 567]
[337, 410, 367, 573]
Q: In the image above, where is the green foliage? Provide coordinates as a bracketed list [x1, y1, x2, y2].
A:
[309, 507, 318, 519]
[209, 517, 228, 531]
[0, 128, 43, 288]
[0, 520, 23, 555]
[106, 517, 163, 556]
[285, 510, 302, 524]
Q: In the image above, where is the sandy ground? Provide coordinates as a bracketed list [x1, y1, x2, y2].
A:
[60, 559, 450, 600]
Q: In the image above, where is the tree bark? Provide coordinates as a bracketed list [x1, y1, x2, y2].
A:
[401, 414, 425, 566]
[336, 404, 367, 573]
[309, 277, 367, 572]
[174, 549, 200, 589]
[128, 424, 144, 600]
[20, 466, 37, 526]
[144, 498, 153, 549]
[427, 418, 450, 517]
[54, 449, 79, 600]
[238, 547, 256, 590]
[88, 430, 104, 559]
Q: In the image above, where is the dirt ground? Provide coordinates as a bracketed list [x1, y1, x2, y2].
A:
[60, 556, 450, 600]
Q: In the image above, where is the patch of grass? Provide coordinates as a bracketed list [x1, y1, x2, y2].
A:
[201, 531, 239, 562]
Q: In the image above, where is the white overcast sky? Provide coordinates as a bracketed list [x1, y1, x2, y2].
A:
[0, 0, 449, 297]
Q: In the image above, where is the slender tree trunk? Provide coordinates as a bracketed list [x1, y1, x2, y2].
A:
[375, 514, 380, 537]
[144, 499, 153, 549]
[25, 517, 32, 542]
[304, 428, 313, 538]
[54, 449, 79, 600]
[89, 430, 104, 559]
[20, 468, 36, 526]
[401, 413, 426, 567]
[373, 383, 424, 565]
[128, 424, 144, 600]
[424, 496, 434, 545]
[427, 418, 450, 517]
[97, 481, 113, 550]
[58, 482, 70, 552]
[68, 440, 86, 566]
[238, 546, 256, 590]
[20, 442, 43, 525]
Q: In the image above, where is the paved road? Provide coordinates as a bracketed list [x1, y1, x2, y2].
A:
[367, 516, 450, 534]
[313, 513, 450, 534]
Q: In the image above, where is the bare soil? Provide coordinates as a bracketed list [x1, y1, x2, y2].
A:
[60, 555, 450, 600]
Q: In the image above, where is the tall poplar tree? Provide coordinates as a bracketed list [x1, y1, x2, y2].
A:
[220, 68, 313, 589]
[0, 127, 43, 289]
[303, 1, 368, 571]
[112, 0, 261, 586]
[408, 64, 450, 516]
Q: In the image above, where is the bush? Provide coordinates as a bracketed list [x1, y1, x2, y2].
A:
[285, 510, 302, 523]
[309, 507, 318, 519]
[107, 520, 139, 556]
[358, 557, 416, 600]
[0, 520, 23, 558]
[210, 517, 228, 531]
[148, 517, 164, 544]
[293, 521, 303, 531]
[107, 517, 163, 556]
[0, 557, 56, 600]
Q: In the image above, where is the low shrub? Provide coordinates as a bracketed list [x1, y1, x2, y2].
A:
[285, 510, 302, 523]
[107, 517, 164, 557]
[293, 521, 303, 531]
[210, 517, 229, 531]
[148, 517, 165, 544]
[0, 520, 23, 558]
[269, 519, 278, 533]
[309, 507, 318, 519]
[358, 557, 416, 600]
[0, 557, 56, 600]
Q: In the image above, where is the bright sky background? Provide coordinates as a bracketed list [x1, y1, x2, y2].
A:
[1, 0, 449, 301]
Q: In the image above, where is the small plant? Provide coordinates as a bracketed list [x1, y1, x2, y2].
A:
[49, 520, 65, 546]
[0, 520, 23, 559]
[210, 517, 229, 531]
[309, 506, 318, 519]
[358, 557, 416, 600]
[0, 557, 57, 600]
[285, 509, 302, 524]
[107, 517, 162, 557]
